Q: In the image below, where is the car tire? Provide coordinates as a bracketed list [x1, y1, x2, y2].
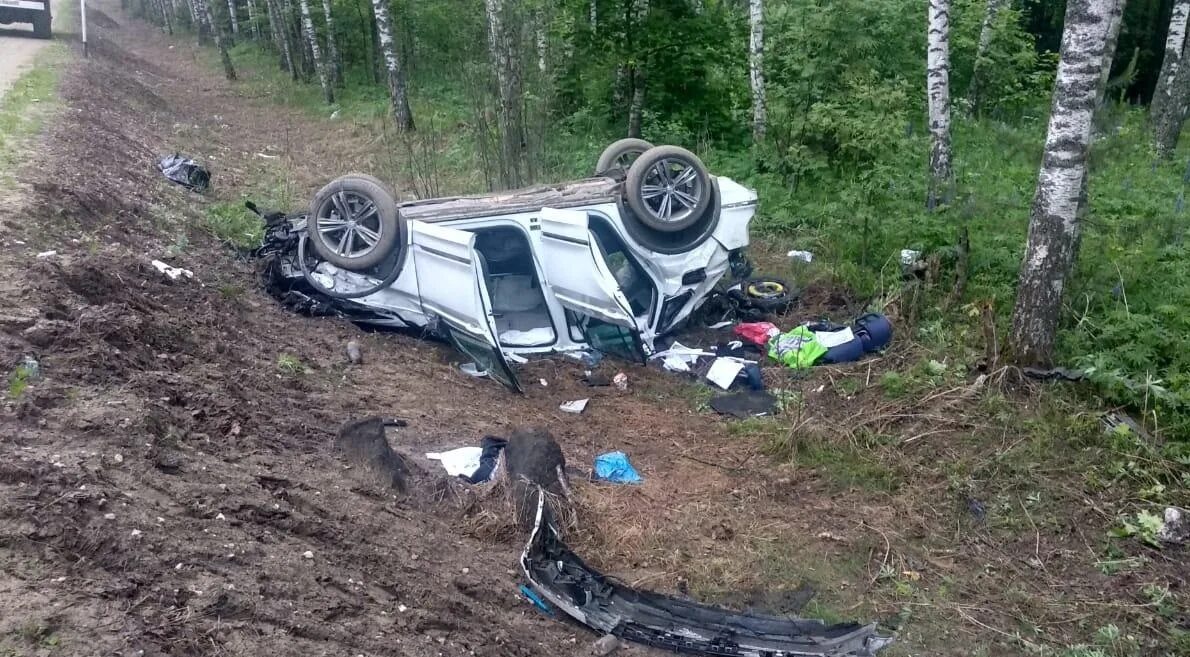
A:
[738, 277, 795, 313]
[307, 174, 403, 271]
[595, 138, 654, 174]
[33, 13, 51, 38]
[625, 146, 713, 233]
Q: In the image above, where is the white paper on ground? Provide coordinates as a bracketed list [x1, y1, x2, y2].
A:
[559, 398, 589, 414]
[786, 250, 814, 262]
[814, 326, 855, 349]
[708, 320, 735, 329]
[425, 447, 483, 478]
[499, 327, 555, 346]
[662, 354, 691, 372]
[706, 357, 746, 390]
[650, 341, 714, 372]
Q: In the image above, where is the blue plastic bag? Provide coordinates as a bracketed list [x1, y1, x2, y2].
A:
[594, 451, 642, 484]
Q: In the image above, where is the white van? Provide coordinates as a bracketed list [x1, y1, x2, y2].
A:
[260, 142, 767, 391]
[0, 0, 52, 38]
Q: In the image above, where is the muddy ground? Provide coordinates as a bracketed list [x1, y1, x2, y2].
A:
[0, 3, 1184, 657]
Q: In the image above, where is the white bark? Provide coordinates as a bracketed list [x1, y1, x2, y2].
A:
[967, 0, 1005, 112]
[926, 0, 953, 209]
[372, 0, 414, 130]
[749, 0, 766, 141]
[536, 10, 548, 74]
[589, 0, 596, 31]
[1153, 0, 1190, 124]
[226, 0, 239, 34]
[320, 0, 342, 86]
[245, 0, 257, 39]
[198, 0, 236, 80]
[266, 0, 295, 75]
[299, 0, 333, 103]
[1010, 0, 1116, 366]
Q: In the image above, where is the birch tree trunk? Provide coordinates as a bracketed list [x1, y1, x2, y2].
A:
[158, 0, 173, 33]
[589, 0, 596, 31]
[189, 0, 207, 44]
[486, 0, 525, 186]
[535, 9, 548, 75]
[1155, 42, 1190, 157]
[199, 0, 237, 80]
[749, 0, 766, 141]
[269, 0, 299, 78]
[926, 0, 954, 210]
[299, 0, 333, 103]
[372, 0, 415, 130]
[626, 0, 649, 138]
[1010, 0, 1116, 366]
[245, 0, 257, 39]
[226, 0, 239, 36]
[320, 0, 343, 87]
[967, 0, 1005, 115]
[1152, 0, 1190, 127]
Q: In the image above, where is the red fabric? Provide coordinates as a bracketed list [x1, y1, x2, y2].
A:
[734, 322, 779, 347]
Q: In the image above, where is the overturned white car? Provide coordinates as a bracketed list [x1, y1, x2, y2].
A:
[255, 141, 773, 390]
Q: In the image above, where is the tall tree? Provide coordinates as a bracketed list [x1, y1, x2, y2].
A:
[245, 0, 258, 40]
[1152, 0, 1190, 127]
[626, 0, 650, 138]
[486, 0, 525, 185]
[188, 0, 208, 44]
[320, 0, 343, 87]
[1155, 40, 1190, 156]
[157, 0, 173, 34]
[299, 0, 334, 103]
[967, 0, 1005, 114]
[266, 0, 297, 77]
[749, 0, 766, 141]
[1010, 0, 1117, 366]
[198, 0, 237, 80]
[372, 0, 415, 130]
[226, 0, 240, 37]
[926, 0, 954, 210]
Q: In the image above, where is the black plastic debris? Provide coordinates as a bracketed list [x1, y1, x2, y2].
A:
[157, 153, 210, 191]
[710, 391, 777, 419]
[521, 492, 893, 656]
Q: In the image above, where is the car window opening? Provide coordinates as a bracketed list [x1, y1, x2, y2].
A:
[587, 214, 656, 321]
[472, 226, 557, 348]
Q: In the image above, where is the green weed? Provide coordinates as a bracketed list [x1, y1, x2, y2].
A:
[276, 353, 309, 376]
[206, 202, 263, 248]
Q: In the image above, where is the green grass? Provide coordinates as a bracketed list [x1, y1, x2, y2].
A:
[0, 45, 68, 182]
[206, 201, 264, 248]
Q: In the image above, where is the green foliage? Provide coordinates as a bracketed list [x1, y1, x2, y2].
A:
[8, 360, 37, 399]
[206, 201, 264, 248]
[1109, 510, 1165, 548]
[276, 353, 310, 375]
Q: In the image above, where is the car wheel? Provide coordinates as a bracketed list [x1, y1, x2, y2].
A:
[625, 146, 713, 233]
[595, 138, 654, 174]
[739, 277, 795, 312]
[307, 174, 402, 271]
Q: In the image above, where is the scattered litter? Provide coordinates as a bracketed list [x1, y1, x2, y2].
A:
[734, 322, 779, 348]
[426, 447, 484, 478]
[36, 250, 57, 259]
[594, 451, 642, 484]
[1158, 507, 1187, 544]
[215, 513, 226, 521]
[899, 249, 922, 266]
[540, 378, 549, 387]
[815, 326, 855, 349]
[592, 634, 621, 656]
[651, 340, 713, 373]
[302, 550, 314, 559]
[707, 320, 734, 329]
[459, 362, 488, 378]
[559, 399, 589, 414]
[426, 437, 507, 483]
[157, 153, 211, 191]
[564, 350, 604, 367]
[706, 357, 746, 390]
[346, 340, 363, 365]
[809, 322, 865, 364]
[613, 372, 628, 391]
[499, 327, 556, 346]
[151, 259, 194, 281]
[103, 513, 116, 520]
[255, 152, 280, 159]
[769, 326, 827, 369]
[709, 391, 777, 418]
[19, 355, 40, 381]
[130, 529, 142, 538]
[786, 250, 814, 262]
[519, 584, 554, 616]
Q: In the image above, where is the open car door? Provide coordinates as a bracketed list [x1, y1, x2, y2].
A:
[539, 208, 648, 363]
[408, 221, 522, 392]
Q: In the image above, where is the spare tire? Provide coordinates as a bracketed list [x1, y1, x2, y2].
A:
[595, 138, 654, 174]
[624, 146, 713, 233]
[308, 174, 402, 271]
